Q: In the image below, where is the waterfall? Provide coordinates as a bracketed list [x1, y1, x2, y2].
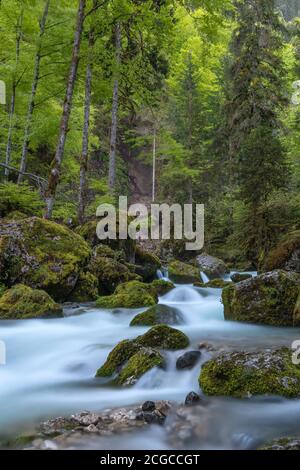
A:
[156, 267, 169, 281]
[200, 271, 209, 284]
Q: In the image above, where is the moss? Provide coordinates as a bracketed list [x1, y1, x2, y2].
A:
[94, 244, 117, 259]
[4, 210, 28, 220]
[0, 217, 91, 301]
[222, 270, 300, 326]
[89, 255, 132, 295]
[130, 304, 182, 326]
[151, 279, 175, 296]
[95, 339, 137, 377]
[96, 325, 189, 381]
[294, 293, 300, 324]
[136, 324, 189, 349]
[134, 246, 162, 282]
[199, 348, 300, 398]
[96, 280, 157, 308]
[0, 284, 63, 319]
[116, 348, 165, 385]
[168, 260, 200, 284]
[230, 273, 252, 283]
[259, 437, 300, 450]
[68, 272, 98, 302]
[263, 231, 300, 272]
[194, 279, 231, 289]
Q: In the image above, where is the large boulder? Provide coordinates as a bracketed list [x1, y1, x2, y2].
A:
[196, 253, 229, 278]
[199, 348, 300, 398]
[134, 246, 161, 282]
[0, 217, 91, 301]
[0, 284, 63, 319]
[96, 325, 189, 384]
[96, 280, 158, 309]
[130, 304, 183, 326]
[262, 231, 300, 274]
[88, 254, 137, 295]
[67, 272, 98, 302]
[151, 279, 175, 296]
[168, 260, 200, 284]
[222, 270, 300, 326]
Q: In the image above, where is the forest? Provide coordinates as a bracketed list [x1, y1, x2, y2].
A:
[0, 0, 300, 455]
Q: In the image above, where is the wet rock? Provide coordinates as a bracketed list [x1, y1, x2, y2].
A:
[176, 351, 201, 370]
[262, 231, 300, 274]
[142, 401, 156, 412]
[222, 270, 300, 326]
[168, 260, 200, 284]
[230, 273, 252, 283]
[196, 253, 229, 278]
[0, 284, 63, 319]
[151, 279, 175, 296]
[185, 391, 201, 406]
[194, 279, 231, 289]
[199, 347, 300, 398]
[130, 304, 183, 326]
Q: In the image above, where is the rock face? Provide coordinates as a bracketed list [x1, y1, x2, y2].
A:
[263, 231, 300, 274]
[130, 304, 183, 326]
[168, 260, 200, 284]
[199, 348, 300, 398]
[96, 280, 158, 309]
[0, 217, 91, 301]
[230, 273, 252, 283]
[196, 253, 229, 278]
[0, 284, 63, 319]
[176, 351, 201, 370]
[96, 325, 189, 384]
[222, 270, 300, 326]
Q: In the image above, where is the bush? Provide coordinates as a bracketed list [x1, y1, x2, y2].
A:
[0, 182, 43, 217]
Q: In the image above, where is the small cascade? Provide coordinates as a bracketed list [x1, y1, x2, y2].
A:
[156, 269, 163, 279]
[156, 267, 169, 281]
[161, 285, 203, 303]
[200, 271, 209, 284]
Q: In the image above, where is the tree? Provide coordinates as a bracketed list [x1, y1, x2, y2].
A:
[44, 0, 86, 219]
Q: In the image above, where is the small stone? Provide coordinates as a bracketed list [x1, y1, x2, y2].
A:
[185, 391, 201, 406]
[176, 351, 201, 370]
[142, 401, 156, 412]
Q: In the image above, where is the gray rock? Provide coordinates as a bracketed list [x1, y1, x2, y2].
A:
[176, 351, 201, 370]
[230, 273, 252, 283]
[185, 391, 201, 406]
[196, 253, 229, 278]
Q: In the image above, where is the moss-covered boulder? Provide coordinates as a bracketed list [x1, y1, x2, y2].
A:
[0, 217, 91, 301]
[199, 348, 300, 398]
[151, 279, 175, 296]
[259, 437, 300, 450]
[263, 231, 300, 273]
[134, 246, 161, 282]
[196, 253, 229, 278]
[89, 255, 133, 295]
[194, 279, 231, 289]
[168, 260, 200, 284]
[222, 270, 300, 326]
[135, 324, 189, 349]
[67, 272, 98, 302]
[230, 273, 252, 283]
[96, 325, 189, 384]
[96, 280, 157, 309]
[0, 284, 63, 319]
[130, 304, 183, 326]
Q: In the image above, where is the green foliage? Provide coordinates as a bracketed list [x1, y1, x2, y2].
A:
[0, 182, 43, 217]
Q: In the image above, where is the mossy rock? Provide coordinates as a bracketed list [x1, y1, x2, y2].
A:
[0, 284, 63, 319]
[222, 270, 300, 326]
[230, 273, 252, 283]
[168, 260, 200, 284]
[130, 304, 183, 326]
[67, 272, 98, 302]
[259, 437, 300, 450]
[96, 280, 158, 309]
[136, 324, 189, 349]
[194, 279, 231, 289]
[196, 253, 229, 278]
[4, 210, 28, 220]
[263, 231, 300, 273]
[0, 217, 91, 301]
[151, 279, 175, 296]
[96, 325, 188, 383]
[134, 246, 161, 282]
[116, 347, 165, 385]
[89, 255, 133, 295]
[199, 348, 300, 398]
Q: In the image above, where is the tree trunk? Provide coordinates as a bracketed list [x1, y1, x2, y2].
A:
[108, 22, 121, 193]
[5, 8, 23, 179]
[77, 3, 96, 224]
[44, 0, 86, 219]
[18, 0, 50, 184]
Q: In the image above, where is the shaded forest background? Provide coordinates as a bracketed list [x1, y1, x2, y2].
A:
[0, 0, 300, 268]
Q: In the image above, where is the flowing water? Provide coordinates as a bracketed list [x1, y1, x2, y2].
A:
[1, 274, 300, 448]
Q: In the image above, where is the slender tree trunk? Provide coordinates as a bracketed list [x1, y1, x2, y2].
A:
[5, 8, 23, 179]
[44, 0, 86, 219]
[152, 126, 156, 203]
[108, 22, 121, 193]
[77, 3, 96, 224]
[18, 0, 50, 184]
